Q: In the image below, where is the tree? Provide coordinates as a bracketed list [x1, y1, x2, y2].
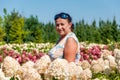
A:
[0, 16, 5, 42]
[42, 22, 58, 43]
[111, 17, 119, 42]
[3, 9, 24, 43]
[24, 15, 43, 43]
[90, 20, 101, 43]
[75, 20, 86, 42]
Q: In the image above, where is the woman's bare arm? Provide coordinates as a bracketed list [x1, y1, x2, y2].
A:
[64, 37, 78, 62]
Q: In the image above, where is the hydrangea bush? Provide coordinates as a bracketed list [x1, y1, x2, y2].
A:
[0, 42, 120, 80]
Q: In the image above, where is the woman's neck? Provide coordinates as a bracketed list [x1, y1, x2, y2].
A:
[61, 31, 72, 38]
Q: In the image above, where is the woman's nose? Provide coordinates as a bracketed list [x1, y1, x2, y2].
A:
[58, 25, 62, 29]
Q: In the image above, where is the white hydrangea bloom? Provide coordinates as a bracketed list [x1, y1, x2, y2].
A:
[46, 58, 69, 79]
[114, 49, 120, 63]
[107, 55, 117, 70]
[22, 61, 35, 69]
[91, 63, 104, 74]
[18, 66, 42, 80]
[0, 68, 6, 80]
[117, 60, 120, 73]
[104, 60, 112, 75]
[0, 68, 11, 80]
[81, 60, 91, 70]
[73, 62, 83, 79]
[99, 44, 107, 49]
[34, 55, 51, 74]
[2, 56, 20, 77]
[86, 43, 96, 48]
[104, 60, 110, 68]
[80, 68, 92, 80]
[77, 61, 82, 66]
[68, 62, 83, 79]
[91, 58, 105, 73]
[79, 42, 87, 48]
[101, 50, 112, 59]
[91, 58, 104, 66]
[91, 60, 98, 65]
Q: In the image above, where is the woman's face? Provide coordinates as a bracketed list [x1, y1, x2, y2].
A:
[55, 18, 72, 37]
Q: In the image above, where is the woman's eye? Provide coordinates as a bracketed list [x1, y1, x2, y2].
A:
[61, 23, 64, 26]
[56, 24, 59, 26]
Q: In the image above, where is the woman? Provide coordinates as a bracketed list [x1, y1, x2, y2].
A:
[48, 12, 80, 63]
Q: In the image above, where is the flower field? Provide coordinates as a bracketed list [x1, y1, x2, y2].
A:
[0, 42, 120, 80]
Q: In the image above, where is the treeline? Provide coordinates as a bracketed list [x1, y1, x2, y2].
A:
[0, 9, 120, 44]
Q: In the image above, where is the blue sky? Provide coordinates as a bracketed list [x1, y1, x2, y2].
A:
[0, 0, 120, 25]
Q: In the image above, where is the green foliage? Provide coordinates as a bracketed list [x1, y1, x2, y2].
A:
[3, 9, 25, 43]
[10, 76, 19, 80]
[9, 16, 24, 43]
[42, 22, 59, 43]
[75, 20, 86, 41]
[3, 8, 7, 15]
[0, 16, 5, 42]
[0, 27, 5, 42]
[24, 15, 43, 43]
[92, 69, 120, 80]
[75, 18, 120, 44]
[98, 18, 119, 44]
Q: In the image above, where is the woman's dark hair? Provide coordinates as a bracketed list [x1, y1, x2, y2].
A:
[54, 12, 74, 31]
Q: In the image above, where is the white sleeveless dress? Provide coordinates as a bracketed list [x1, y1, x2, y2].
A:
[48, 32, 80, 63]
